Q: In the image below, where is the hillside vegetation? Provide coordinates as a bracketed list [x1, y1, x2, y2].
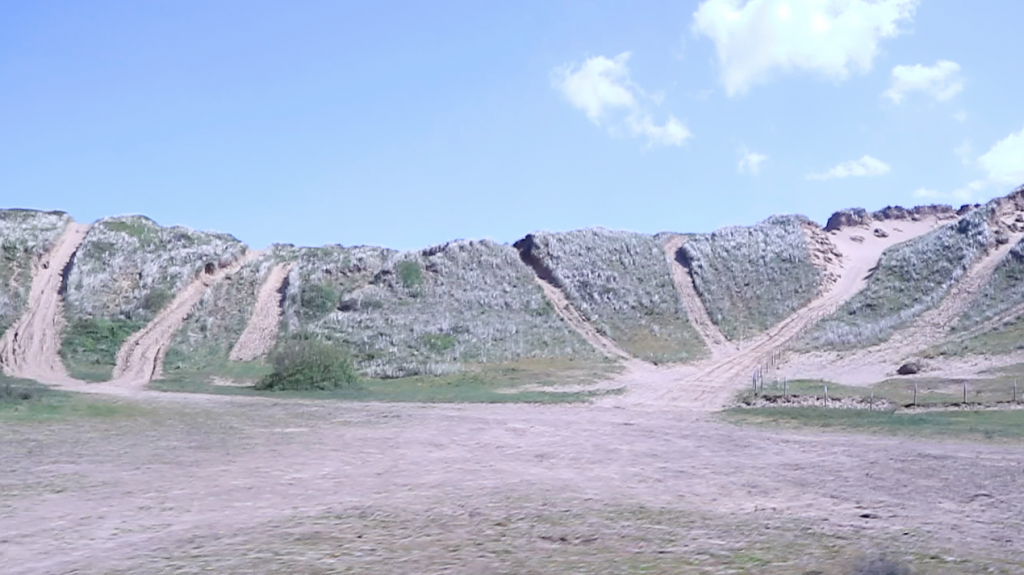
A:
[0, 210, 71, 334]
[516, 229, 706, 363]
[679, 215, 823, 341]
[279, 240, 600, 378]
[61, 216, 247, 380]
[801, 205, 996, 350]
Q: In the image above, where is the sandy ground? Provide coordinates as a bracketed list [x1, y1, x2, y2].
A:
[230, 262, 293, 362]
[1, 398, 1022, 574]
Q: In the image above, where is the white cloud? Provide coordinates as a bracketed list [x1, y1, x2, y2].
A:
[553, 52, 692, 147]
[692, 0, 918, 97]
[883, 60, 964, 104]
[977, 125, 1024, 186]
[553, 53, 636, 124]
[738, 147, 768, 174]
[807, 155, 891, 180]
[912, 126, 1024, 202]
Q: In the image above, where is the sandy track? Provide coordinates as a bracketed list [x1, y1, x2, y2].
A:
[535, 278, 633, 361]
[532, 277, 633, 361]
[229, 262, 293, 362]
[662, 234, 733, 357]
[111, 250, 263, 386]
[606, 218, 949, 410]
[0, 222, 90, 385]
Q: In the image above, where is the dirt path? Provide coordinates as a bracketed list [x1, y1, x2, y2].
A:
[604, 218, 949, 410]
[229, 261, 293, 362]
[662, 235, 733, 358]
[531, 277, 633, 361]
[0, 222, 90, 385]
[111, 250, 263, 386]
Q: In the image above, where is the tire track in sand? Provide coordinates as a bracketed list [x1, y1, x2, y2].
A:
[0, 222, 90, 385]
[112, 250, 263, 386]
[229, 262, 294, 362]
[662, 234, 733, 358]
[530, 276, 633, 361]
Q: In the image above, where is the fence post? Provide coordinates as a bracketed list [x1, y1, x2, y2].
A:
[784, 378, 788, 399]
[1014, 379, 1018, 403]
[913, 382, 918, 407]
[963, 381, 967, 405]
[823, 384, 828, 407]
[752, 371, 757, 396]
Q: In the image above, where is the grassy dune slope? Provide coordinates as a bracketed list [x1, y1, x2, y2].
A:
[280, 240, 600, 378]
[680, 215, 822, 341]
[517, 229, 706, 363]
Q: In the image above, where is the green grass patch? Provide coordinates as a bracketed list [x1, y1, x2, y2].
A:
[60, 317, 146, 382]
[0, 376, 146, 422]
[151, 358, 621, 404]
[724, 407, 1024, 442]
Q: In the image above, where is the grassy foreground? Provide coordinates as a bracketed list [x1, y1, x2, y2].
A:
[151, 358, 623, 404]
[0, 374, 145, 422]
[728, 369, 1024, 441]
[725, 407, 1024, 442]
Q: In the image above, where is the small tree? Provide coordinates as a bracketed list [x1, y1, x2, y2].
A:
[256, 338, 357, 391]
[397, 260, 423, 289]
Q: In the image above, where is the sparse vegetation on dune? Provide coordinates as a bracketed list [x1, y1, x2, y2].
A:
[61, 216, 247, 377]
[679, 215, 823, 341]
[0, 209, 71, 333]
[277, 239, 600, 378]
[515, 228, 706, 363]
[801, 206, 996, 350]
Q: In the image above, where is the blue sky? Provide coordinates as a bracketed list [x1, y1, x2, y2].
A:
[2, 0, 1022, 250]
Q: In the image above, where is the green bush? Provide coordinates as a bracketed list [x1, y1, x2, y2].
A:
[256, 338, 358, 391]
[397, 260, 423, 289]
[300, 283, 338, 317]
[141, 288, 173, 314]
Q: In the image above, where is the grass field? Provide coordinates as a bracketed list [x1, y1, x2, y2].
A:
[725, 407, 1024, 441]
[150, 358, 623, 404]
[729, 369, 1024, 441]
[0, 374, 146, 422]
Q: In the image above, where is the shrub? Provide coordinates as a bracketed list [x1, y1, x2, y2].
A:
[141, 288, 173, 314]
[256, 338, 358, 391]
[397, 260, 424, 289]
[300, 283, 338, 317]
